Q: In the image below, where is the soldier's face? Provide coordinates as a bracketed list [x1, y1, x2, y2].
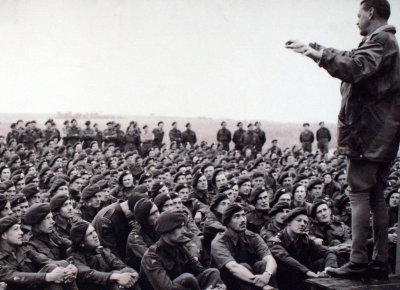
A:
[16, 180, 25, 192]
[30, 193, 41, 205]
[316, 204, 331, 223]
[88, 193, 102, 208]
[215, 173, 227, 189]
[4, 224, 23, 246]
[178, 188, 189, 203]
[59, 199, 74, 219]
[288, 215, 308, 235]
[19, 202, 29, 219]
[147, 205, 160, 226]
[278, 193, 291, 205]
[38, 212, 55, 234]
[338, 174, 347, 185]
[274, 209, 290, 224]
[197, 175, 208, 190]
[357, 4, 372, 36]
[228, 210, 247, 232]
[4, 187, 16, 200]
[389, 193, 400, 207]
[177, 175, 187, 185]
[11, 205, 22, 222]
[311, 185, 323, 199]
[122, 174, 134, 187]
[172, 198, 183, 210]
[1, 169, 11, 181]
[216, 199, 230, 215]
[252, 177, 264, 187]
[282, 177, 293, 187]
[256, 191, 270, 210]
[240, 182, 251, 195]
[161, 199, 174, 213]
[294, 186, 306, 202]
[56, 185, 69, 196]
[0, 201, 12, 218]
[203, 166, 214, 180]
[84, 225, 100, 248]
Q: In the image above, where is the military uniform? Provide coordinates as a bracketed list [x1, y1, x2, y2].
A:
[141, 239, 223, 290]
[232, 128, 246, 151]
[246, 209, 270, 234]
[182, 129, 197, 146]
[217, 128, 231, 151]
[316, 127, 331, 154]
[254, 128, 266, 153]
[260, 220, 284, 243]
[81, 127, 95, 149]
[300, 129, 314, 153]
[21, 128, 37, 150]
[152, 127, 164, 148]
[242, 130, 259, 151]
[125, 130, 141, 152]
[65, 126, 82, 146]
[102, 128, 117, 148]
[43, 128, 60, 143]
[268, 229, 337, 289]
[169, 128, 182, 146]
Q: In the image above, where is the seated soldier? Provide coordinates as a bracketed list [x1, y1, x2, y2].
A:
[69, 220, 139, 290]
[0, 216, 77, 290]
[309, 200, 351, 265]
[175, 183, 208, 225]
[141, 210, 226, 290]
[211, 203, 277, 290]
[246, 186, 271, 233]
[260, 201, 290, 242]
[0, 194, 13, 218]
[78, 185, 102, 222]
[126, 198, 160, 270]
[50, 193, 76, 240]
[268, 207, 337, 289]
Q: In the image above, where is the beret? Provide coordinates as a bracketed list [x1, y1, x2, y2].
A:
[81, 185, 100, 201]
[96, 180, 109, 190]
[217, 184, 232, 194]
[252, 172, 264, 180]
[310, 200, 329, 219]
[174, 183, 189, 193]
[220, 121, 226, 126]
[210, 193, 230, 212]
[237, 122, 242, 127]
[269, 201, 291, 217]
[73, 153, 87, 164]
[247, 123, 253, 128]
[134, 198, 154, 225]
[10, 194, 25, 208]
[185, 123, 190, 128]
[237, 176, 251, 187]
[69, 174, 82, 184]
[11, 173, 24, 184]
[0, 181, 14, 193]
[70, 220, 90, 249]
[133, 184, 148, 195]
[154, 193, 171, 210]
[294, 174, 308, 184]
[50, 193, 69, 212]
[192, 171, 205, 189]
[0, 194, 8, 212]
[21, 184, 40, 199]
[138, 173, 152, 184]
[23, 203, 51, 225]
[222, 203, 244, 226]
[49, 179, 68, 194]
[283, 207, 308, 224]
[173, 172, 186, 183]
[249, 186, 268, 205]
[155, 210, 186, 234]
[172, 121, 177, 126]
[25, 172, 38, 185]
[0, 216, 19, 235]
[128, 193, 148, 212]
[303, 123, 310, 127]
[151, 181, 166, 198]
[307, 179, 323, 191]
[90, 174, 104, 185]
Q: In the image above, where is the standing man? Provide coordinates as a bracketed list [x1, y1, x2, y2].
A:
[169, 121, 182, 147]
[232, 122, 246, 152]
[254, 121, 266, 154]
[217, 121, 232, 151]
[299, 123, 314, 153]
[182, 123, 197, 147]
[82, 121, 95, 149]
[286, 0, 400, 279]
[316, 121, 332, 154]
[153, 121, 165, 148]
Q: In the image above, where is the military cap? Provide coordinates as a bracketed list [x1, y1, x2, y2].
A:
[255, 121, 260, 126]
[283, 207, 308, 224]
[252, 171, 264, 180]
[81, 185, 100, 201]
[272, 139, 278, 143]
[220, 121, 226, 126]
[49, 179, 68, 194]
[70, 220, 90, 249]
[157, 121, 163, 126]
[95, 180, 108, 191]
[118, 171, 132, 187]
[11, 173, 24, 184]
[25, 121, 31, 127]
[154, 193, 171, 210]
[0, 194, 8, 212]
[185, 123, 190, 128]
[71, 119, 77, 123]
[73, 153, 87, 165]
[0, 216, 19, 235]
[173, 172, 186, 184]
[294, 174, 308, 184]
[0, 165, 9, 175]
[69, 174, 82, 184]
[10, 194, 25, 208]
[249, 186, 268, 204]
[303, 123, 310, 127]
[134, 198, 154, 225]
[50, 193, 69, 212]
[277, 172, 291, 185]
[138, 172, 152, 184]
[63, 120, 69, 125]
[45, 119, 53, 126]
[174, 183, 189, 193]
[310, 200, 329, 219]
[237, 122, 243, 127]
[237, 176, 251, 187]
[210, 193, 230, 212]
[151, 181, 166, 198]
[222, 203, 244, 226]
[307, 179, 323, 191]
[85, 120, 90, 126]
[10, 123, 16, 129]
[155, 210, 186, 234]
[171, 121, 177, 126]
[269, 201, 291, 217]
[128, 193, 148, 212]
[106, 121, 114, 126]
[25, 172, 38, 185]
[133, 184, 148, 195]
[0, 181, 14, 193]
[319, 121, 324, 126]
[23, 203, 51, 225]
[218, 184, 232, 194]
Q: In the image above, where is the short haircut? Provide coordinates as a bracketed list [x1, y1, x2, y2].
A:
[361, 0, 390, 20]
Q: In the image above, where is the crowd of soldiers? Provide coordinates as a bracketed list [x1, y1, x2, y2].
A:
[0, 118, 398, 290]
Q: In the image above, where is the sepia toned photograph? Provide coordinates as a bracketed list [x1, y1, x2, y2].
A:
[0, 0, 399, 289]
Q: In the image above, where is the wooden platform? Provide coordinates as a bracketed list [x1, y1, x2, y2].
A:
[306, 275, 400, 289]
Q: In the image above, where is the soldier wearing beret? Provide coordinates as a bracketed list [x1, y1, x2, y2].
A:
[267, 207, 337, 289]
[81, 121, 95, 150]
[141, 210, 226, 290]
[232, 122, 246, 152]
[0, 180, 17, 200]
[125, 122, 141, 153]
[267, 139, 282, 157]
[78, 185, 102, 222]
[50, 193, 75, 240]
[0, 216, 77, 290]
[103, 122, 117, 149]
[20, 121, 38, 151]
[69, 220, 139, 290]
[22, 184, 42, 205]
[260, 201, 290, 242]
[126, 198, 160, 270]
[169, 121, 182, 147]
[65, 119, 82, 147]
[246, 186, 271, 234]
[242, 123, 259, 154]
[152, 121, 165, 149]
[316, 121, 331, 154]
[0, 195, 13, 218]
[182, 123, 197, 147]
[217, 121, 232, 152]
[299, 123, 314, 153]
[211, 203, 277, 290]
[141, 125, 154, 157]
[254, 122, 266, 154]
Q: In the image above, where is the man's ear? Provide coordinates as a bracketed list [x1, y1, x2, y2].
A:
[368, 8, 375, 20]
[1, 232, 7, 240]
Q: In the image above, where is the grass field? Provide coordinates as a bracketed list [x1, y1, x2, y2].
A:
[0, 113, 337, 152]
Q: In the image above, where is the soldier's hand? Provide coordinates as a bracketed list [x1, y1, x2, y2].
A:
[194, 211, 202, 224]
[46, 267, 66, 283]
[111, 273, 134, 287]
[285, 40, 309, 53]
[313, 238, 324, 245]
[306, 271, 318, 278]
[262, 286, 274, 290]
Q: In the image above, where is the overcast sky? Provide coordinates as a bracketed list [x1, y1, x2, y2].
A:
[0, 0, 399, 123]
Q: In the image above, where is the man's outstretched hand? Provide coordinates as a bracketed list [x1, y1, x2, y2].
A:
[285, 40, 323, 63]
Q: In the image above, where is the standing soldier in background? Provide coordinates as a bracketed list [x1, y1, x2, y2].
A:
[243, 123, 259, 152]
[316, 121, 332, 154]
[6, 123, 19, 145]
[21, 121, 36, 150]
[182, 122, 197, 147]
[141, 125, 154, 157]
[286, 0, 400, 279]
[62, 120, 70, 146]
[103, 121, 117, 148]
[115, 123, 125, 152]
[217, 121, 232, 151]
[233, 122, 246, 152]
[300, 123, 314, 153]
[93, 123, 103, 149]
[65, 119, 82, 146]
[153, 121, 164, 148]
[254, 121, 266, 153]
[81, 121, 95, 149]
[169, 121, 182, 146]
[268, 139, 282, 157]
